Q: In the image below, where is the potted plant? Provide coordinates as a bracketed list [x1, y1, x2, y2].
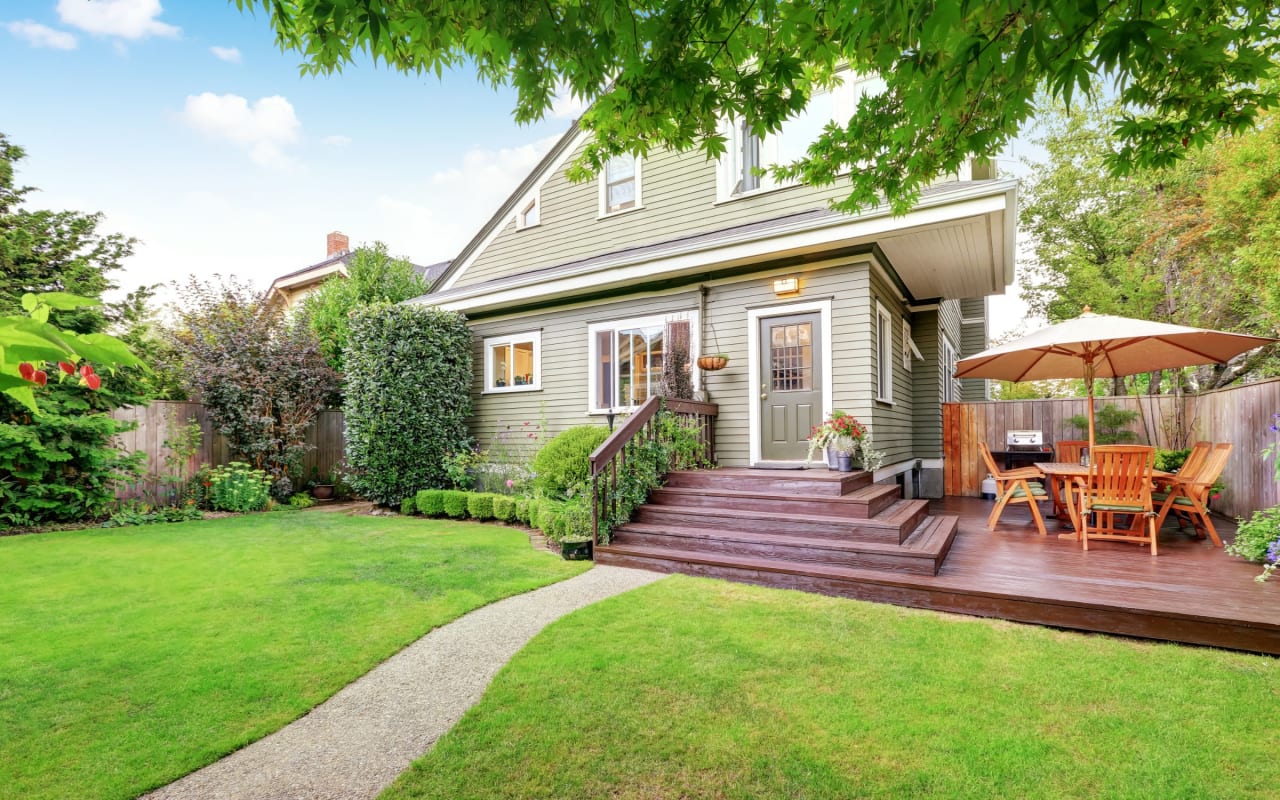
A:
[806, 411, 866, 470]
[697, 353, 730, 371]
[310, 467, 335, 500]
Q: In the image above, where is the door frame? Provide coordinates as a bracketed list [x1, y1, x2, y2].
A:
[747, 298, 834, 465]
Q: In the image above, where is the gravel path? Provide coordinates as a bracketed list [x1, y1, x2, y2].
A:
[144, 565, 666, 800]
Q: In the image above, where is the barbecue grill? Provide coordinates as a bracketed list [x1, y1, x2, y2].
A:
[989, 430, 1054, 470]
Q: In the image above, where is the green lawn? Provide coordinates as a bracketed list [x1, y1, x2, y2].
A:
[386, 575, 1277, 800]
[0, 512, 588, 800]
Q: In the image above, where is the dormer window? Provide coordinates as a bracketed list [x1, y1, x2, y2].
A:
[516, 195, 540, 229]
[600, 155, 641, 216]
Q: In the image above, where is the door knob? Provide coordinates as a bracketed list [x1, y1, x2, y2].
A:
[760, 393, 767, 400]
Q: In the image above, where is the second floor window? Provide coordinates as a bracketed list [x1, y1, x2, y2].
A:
[602, 155, 639, 214]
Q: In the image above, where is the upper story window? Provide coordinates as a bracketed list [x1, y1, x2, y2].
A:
[516, 195, 540, 229]
[600, 155, 641, 216]
[484, 331, 541, 393]
[875, 301, 893, 403]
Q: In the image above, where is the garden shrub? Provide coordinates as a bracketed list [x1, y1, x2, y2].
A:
[515, 498, 530, 524]
[554, 495, 594, 543]
[417, 489, 447, 517]
[467, 492, 496, 520]
[343, 303, 472, 507]
[207, 462, 272, 512]
[531, 425, 610, 497]
[443, 490, 470, 519]
[400, 497, 417, 515]
[1155, 448, 1193, 473]
[1227, 506, 1280, 563]
[493, 495, 516, 522]
[290, 493, 317, 509]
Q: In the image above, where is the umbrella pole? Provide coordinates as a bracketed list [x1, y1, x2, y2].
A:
[1084, 360, 1097, 451]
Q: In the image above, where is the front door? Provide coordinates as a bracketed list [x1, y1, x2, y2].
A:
[758, 312, 822, 461]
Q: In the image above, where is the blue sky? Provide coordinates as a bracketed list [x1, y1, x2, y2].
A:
[2, 0, 1035, 333]
[1, 0, 579, 299]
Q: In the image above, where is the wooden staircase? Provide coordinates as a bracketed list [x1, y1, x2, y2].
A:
[595, 468, 960, 586]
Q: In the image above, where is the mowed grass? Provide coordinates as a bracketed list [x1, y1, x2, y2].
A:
[386, 575, 1278, 800]
[0, 512, 588, 800]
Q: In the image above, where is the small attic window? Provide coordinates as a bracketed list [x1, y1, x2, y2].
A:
[516, 196, 540, 229]
[600, 155, 641, 216]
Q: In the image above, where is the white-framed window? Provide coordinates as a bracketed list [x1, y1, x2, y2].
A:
[875, 301, 893, 403]
[587, 312, 699, 413]
[941, 336, 959, 403]
[483, 331, 541, 393]
[599, 154, 641, 216]
[902, 319, 913, 372]
[516, 195, 540, 229]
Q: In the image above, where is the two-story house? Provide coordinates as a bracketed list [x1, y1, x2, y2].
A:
[416, 75, 1013, 498]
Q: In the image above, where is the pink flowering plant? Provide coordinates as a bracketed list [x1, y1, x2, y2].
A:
[806, 410, 866, 461]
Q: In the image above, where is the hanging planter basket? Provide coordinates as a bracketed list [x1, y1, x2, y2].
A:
[697, 355, 730, 371]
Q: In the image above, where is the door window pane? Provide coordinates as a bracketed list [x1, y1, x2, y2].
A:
[770, 322, 812, 391]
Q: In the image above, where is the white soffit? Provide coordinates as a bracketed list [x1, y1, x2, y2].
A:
[877, 211, 1006, 299]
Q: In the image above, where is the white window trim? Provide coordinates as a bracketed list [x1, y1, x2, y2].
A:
[515, 194, 540, 230]
[482, 331, 542, 394]
[875, 300, 894, 404]
[941, 335, 959, 404]
[747, 299, 834, 466]
[586, 311, 699, 414]
[598, 155, 643, 218]
[902, 318, 915, 371]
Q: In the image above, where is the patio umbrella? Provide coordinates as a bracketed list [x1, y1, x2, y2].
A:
[954, 308, 1277, 448]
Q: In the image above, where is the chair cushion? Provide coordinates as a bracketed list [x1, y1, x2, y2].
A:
[1009, 484, 1048, 498]
[1088, 502, 1149, 512]
[1151, 492, 1195, 507]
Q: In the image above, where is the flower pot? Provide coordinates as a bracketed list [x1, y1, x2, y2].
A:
[836, 454, 854, 472]
[311, 484, 334, 500]
[825, 446, 839, 470]
[559, 539, 594, 561]
[697, 355, 729, 371]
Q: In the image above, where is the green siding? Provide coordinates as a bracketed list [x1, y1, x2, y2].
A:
[958, 296, 989, 401]
[911, 309, 943, 459]
[453, 141, 859, 289]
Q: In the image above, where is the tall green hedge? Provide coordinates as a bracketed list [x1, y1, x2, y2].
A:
[343, 303, 472, 506]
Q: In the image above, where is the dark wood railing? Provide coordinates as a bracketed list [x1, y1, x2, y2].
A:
[589, 397, 719, 546]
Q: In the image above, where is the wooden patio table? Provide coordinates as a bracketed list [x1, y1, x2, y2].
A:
[1035, 462, 1173, 540]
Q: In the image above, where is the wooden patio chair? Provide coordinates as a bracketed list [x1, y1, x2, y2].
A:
[1153, 441, 1210, 494]
[1153, 442, 1232, 547]
[1080, 445, 1158, 555]
[979, 443, 1048, 536]
[1051, 440, 1089, 517]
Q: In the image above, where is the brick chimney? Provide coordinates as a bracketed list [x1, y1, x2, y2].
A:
[326, 231, 349, 257]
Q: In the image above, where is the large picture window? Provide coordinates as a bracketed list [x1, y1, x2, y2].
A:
[588, 313, 697, 412]
[484, 331, 541, 392]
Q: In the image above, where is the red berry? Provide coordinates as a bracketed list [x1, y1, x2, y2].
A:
[85, 374, 102, 391]
[32, 370, 47, 386]
[80, 364, 95, 377]
[19, 362, 35, 381]
[59, 361, 75, 375]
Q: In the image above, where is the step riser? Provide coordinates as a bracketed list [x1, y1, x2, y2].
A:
[886, 502, 932, 545]
[663, 471, 871, 496]
[611, 531, 939, 575]
[633, 508, 902, 544]
[649, 490, 895, 519]
[596, 549, 944, 582]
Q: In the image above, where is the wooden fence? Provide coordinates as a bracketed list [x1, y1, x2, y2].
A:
[111, 401, 346, 502]
[943, 377, 1280, 518]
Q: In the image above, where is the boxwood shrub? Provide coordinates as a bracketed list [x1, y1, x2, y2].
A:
[443, 490, 469, 519]
[493, 495, 516, 522]
[515, 498, 531, 524]
[343, 303, 472, 507]
[416, 489, 446, 517]
[531, 425, 610, 497]
[467, 492, 496, 520]
[400, 497, 417, 515]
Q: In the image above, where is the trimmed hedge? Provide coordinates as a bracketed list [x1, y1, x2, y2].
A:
[467, 493, 496, 520]
[515, 498, 531, 524]
[493, 496, 516, 522]
[531, 425, 610, 497]
[343, 303, 472, 506]
[400, 497, 417, 515]
[416, 489, 446, 517]
[443, 490, 469, 519]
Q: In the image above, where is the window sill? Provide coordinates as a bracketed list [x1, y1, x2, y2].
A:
[481, 386, 542, 396]
[713, 181, 797, 206]
[514, 222, 542, 232]
[597, 204, 644, 221]
[875, 397, 895, 406]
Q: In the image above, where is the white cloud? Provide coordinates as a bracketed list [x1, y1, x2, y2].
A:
[56, 0, 179, 40]
[5, 20, 77, 50]
[181, 92, 302, 169]
[549, 82, 588, 120]
[209, 45, 241, 63]
[430, 134, 560, 194]
[320, 134, 352, 147]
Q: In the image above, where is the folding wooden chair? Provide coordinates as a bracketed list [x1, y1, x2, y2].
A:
[1080, 445, 1158, 555]
[1050, 439, 1089, 516]
[1153, 441, 1210, 494]
[1153, 442, 1232, 547]
[979, 443, 1048, 536]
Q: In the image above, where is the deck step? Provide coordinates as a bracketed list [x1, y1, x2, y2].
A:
[664, 467, 872, 497]
[635, 499, 929, 544]
[598, 515, 958, 579]
[649, 482, 901, 519]
[612, 517, 953, 575]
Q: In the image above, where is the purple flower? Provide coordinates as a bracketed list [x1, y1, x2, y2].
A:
[1267, 538, 1280, 565]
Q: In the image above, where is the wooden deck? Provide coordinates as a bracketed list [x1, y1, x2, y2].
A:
[601, 479, 1280, 655]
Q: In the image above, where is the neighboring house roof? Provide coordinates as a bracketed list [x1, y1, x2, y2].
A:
[268, 247, 450, 308]
[417, 178, 1017, 316]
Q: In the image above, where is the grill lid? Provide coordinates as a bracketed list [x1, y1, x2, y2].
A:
[1006, 429, 1044, 447]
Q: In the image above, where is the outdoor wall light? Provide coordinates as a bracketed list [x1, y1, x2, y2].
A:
[772, 276, 800, 296]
